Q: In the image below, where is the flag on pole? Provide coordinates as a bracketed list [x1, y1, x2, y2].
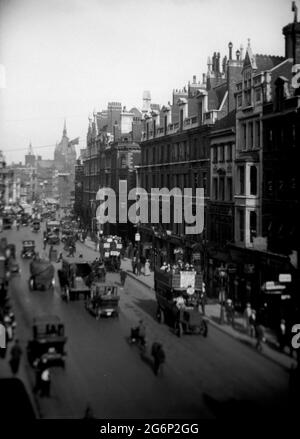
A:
[68, 137, 79, 147]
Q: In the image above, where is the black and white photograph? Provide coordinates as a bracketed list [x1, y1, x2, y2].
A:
[0, 0, 299, 426]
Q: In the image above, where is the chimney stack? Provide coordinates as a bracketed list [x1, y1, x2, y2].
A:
[282, 18, 300, 64]
[236, 50, 240, 61]
[193, 75, 196, 84]
[228, 42, 233, 60]
[240, 44, 244, 60]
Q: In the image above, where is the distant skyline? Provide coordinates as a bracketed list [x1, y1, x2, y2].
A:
[0, 0, 294, 164]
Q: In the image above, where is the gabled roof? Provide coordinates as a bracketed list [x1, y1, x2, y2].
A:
[212, 110, 236, 131]
[255, 54, 286, 72]
[207, 83, 227, 110]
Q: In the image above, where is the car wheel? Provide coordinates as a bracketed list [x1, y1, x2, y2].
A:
[200, 319, 208, 337]
[156, 307, 164, 323]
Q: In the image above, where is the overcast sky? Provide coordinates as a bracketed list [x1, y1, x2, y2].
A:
[0, 0, 293, 163]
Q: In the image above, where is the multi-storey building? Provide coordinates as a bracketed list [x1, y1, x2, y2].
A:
[138, 47, 242, 275]
[81, 96, 148, 237]
[74, 157, 84, 222]
[260, 16, 300, 322]
[228, 13, 300, 312]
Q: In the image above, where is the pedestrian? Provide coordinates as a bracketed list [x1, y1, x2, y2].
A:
[255, 323, 265, 352]
[9, 339, 23, 375]
[243, 303, 252, 334]
[120, 270, 127, 287]
[132, 256, 137, 275]
[225, 298, 235, 327]
[151, 342, 166, 376]
[249, 309, 256, 338]
[278, 319, 288, 352]
[43, 236, 47, 250]
[33, 358, 44, 395]
[137, 259, 142, 276]
[56, 251, 63, 263]
[200, 283, 207, 315]
[40, 367, 51, 397]
[144, 259, 151, 276]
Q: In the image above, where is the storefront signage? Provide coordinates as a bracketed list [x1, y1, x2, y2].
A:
[180, 271, 195, 289]
[263, 281, 286, 292]
[110, 250, 120, 256]
[192, 252, 201, 260]
[135, 233, 140, 242]
[103, 243, 110, 249]
[279, 274, 292, 283]
[292, 64, 300, 89]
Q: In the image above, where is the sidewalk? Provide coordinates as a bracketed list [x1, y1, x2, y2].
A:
[83, 237, 296, 370]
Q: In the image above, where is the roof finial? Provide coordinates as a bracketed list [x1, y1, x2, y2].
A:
[247, 38, 251, 48]
[292, 1, 298, 23]
[63, 119, 67, 136]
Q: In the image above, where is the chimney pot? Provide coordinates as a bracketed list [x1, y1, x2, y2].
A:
[228, 42, 233, 60]
[193, 75, 196, 83]
[236, 50, 240, 60]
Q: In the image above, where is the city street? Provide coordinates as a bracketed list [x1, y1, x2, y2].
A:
[2, 225, 291, 419]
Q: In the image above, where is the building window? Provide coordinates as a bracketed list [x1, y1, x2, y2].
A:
[250, 211, 257, 242]
[219, 177, 225, 200]
[250, 166, 257, 195]
[249, 122, 253, 149]
[167, 144, 171, 162]
[153, 119, 156, 137]
[237, 94, 242, 108]
[213, 177, 218, 200]
[255, 121, 260, 148]
[146, 123, 149, 139]
[226, 177, 232, 201]
[238, 165, 245, 195]
[227, 144, 232, 162]
[193, 138, 198, 159]
[242, 123, 247, 149]
[238, 209, 245, 242]
[244, 90, 251, 106]
[219, 145, 225, 162]
[120, 155, 127, 169]
[202, 172, 207, 196]
[213, 146, 218, 163]
[255, 89, 261, 103]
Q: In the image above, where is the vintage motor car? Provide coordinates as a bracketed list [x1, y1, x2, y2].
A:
[21, 240, 35, 259]
[31, 219, 41, 233]
[27, 315, 67, 367]
[154, 268, 208, 337]
[46, 220, 60, 244]
[58, 257, 92, 301]
[29, 257, 55, 290]
[85, 283, 120, 318]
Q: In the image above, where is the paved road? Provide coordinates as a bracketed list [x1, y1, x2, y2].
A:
[2, 225, 291, 418]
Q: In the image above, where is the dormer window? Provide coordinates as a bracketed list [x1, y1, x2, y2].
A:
[275, 79, 284, 112]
